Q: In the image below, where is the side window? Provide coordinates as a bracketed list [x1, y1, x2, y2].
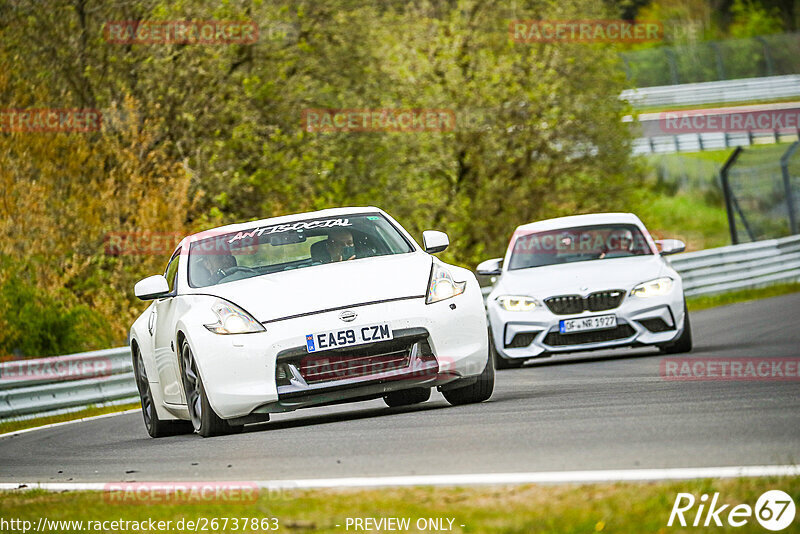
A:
[164, 249, 181, 294]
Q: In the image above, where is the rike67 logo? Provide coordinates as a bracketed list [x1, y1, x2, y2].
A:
[668, 490, 796, 530]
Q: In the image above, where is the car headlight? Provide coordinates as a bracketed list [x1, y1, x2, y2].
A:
[426, 263, 466, 304]
[204, 300, 265, 334]
[496, 295, 538, 311]
[631, 277, 673, 298]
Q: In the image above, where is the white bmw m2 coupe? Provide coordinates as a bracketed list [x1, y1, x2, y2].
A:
[479, 213, 692, 369]
[130, 207, 493, 437]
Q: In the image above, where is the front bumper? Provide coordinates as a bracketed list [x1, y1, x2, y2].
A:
[266, 327, 442, 411]
[184, 288, 488, 419]
[489, 289, 686, 360]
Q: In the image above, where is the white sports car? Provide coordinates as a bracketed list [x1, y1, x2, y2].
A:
[130, 207, 493, 437]
[478, 213, 692, 369]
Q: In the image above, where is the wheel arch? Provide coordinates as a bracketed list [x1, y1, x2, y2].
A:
[128, 331, 157, 385]
[176, 329, 188, 354]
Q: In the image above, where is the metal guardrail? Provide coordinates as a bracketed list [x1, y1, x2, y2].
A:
[620, 74, 800, 109]
[4, 236, 800, 422]
[0, 347, 136, 421]
[629, 103, 800, 155]
[631, 130, 800, 155]
[666, 234, 800, 296]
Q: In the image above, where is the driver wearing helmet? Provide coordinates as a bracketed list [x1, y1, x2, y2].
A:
[195, 252, 237, 285]
[601, 228, 635, 258]
[325, 228, 357, 262]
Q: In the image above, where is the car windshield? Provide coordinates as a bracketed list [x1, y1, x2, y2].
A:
[188, 213, 414, 288]
[508, 223, 652, 270]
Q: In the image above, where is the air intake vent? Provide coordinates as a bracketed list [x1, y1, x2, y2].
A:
[545, 290, 625, 315]
[637, 318, 673, 332]
[544, 295, 583, 315]
[544, 324, 635, 346]
[505, 331, 540, 348]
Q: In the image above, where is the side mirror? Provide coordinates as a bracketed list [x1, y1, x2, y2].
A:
[422, 230, 449, 254]
[134, 275, 170, 301]
[476, 258, 503, 276]
[655, 239, 686, 256]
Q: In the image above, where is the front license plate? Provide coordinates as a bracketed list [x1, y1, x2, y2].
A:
[559, 314, 617, 334]
[306, 322, 393, 353]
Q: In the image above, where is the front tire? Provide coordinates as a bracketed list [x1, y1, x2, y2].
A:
[442, 345, 495, 406]
[180, 340, 243, 437]
[383, 387, 431, 407]
[133, 347, 192, 438]
[660, 301, 693, 354]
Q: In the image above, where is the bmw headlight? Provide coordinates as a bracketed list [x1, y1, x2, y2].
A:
[426, 263, 466, 304]
[631, 277, 673, 298]
[204, 300, 265, 334]
[496, 295, 538, 311]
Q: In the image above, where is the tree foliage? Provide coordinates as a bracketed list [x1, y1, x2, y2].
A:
[0, 0, 639, 355]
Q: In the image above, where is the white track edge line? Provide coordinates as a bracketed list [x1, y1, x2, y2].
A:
[1, 465, 798, 491]
[0, 408, 141, 440]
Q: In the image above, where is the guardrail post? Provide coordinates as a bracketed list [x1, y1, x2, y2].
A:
[721, 147, 743, 244]
[780, 141, 799, 235]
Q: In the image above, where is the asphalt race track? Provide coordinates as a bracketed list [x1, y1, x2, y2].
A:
[1, 293, 798, 484]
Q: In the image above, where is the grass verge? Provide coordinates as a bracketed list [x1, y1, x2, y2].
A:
[636, 191, 732, 251]
[0, 402, 140, 436]
[687, 282, 800, 312]
[0, 477, 797, 533]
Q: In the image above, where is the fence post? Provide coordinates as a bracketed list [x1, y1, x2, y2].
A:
[665, 47, 679, 85]
[780, 141, 799, 235]
[754, 36, 775, 77]
[721, 147, 743, 244]
[710, 42, 726, 80]
[619, 53, 632, 80]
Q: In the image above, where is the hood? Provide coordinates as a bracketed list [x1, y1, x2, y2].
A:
[493, 255, 668, 299]
[197, 253, 432, 323]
